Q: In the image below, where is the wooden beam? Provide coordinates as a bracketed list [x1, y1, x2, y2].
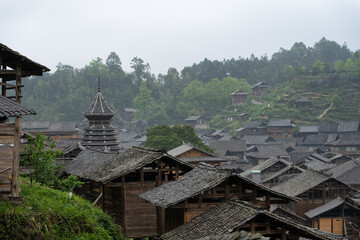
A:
[140, 167, 144, 187]
[11, 116, 20, 197]
[121, 176, 127, 237]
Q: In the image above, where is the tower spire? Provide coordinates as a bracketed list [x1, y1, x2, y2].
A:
[98, 75, 101, 93]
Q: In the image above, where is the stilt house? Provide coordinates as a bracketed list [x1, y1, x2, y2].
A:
[139, 164, 299, 234]
[0, 43, 49, 198]
[65, 146, 193, 239]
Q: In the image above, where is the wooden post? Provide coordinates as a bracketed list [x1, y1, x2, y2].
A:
[281, 225, 286, 240]
[0, 53, 5, 97]
[225, 179, 230, 199]
[11, 64, 21, 198]
[175, 164, 179, 179]
[250, 219, 255, 233]
[121, 176, 127, 237]
[265, 192, 270, 211]
[157, 160, 162, 186]
[140, 167, 144, 187]
[252, 188, 257, 203]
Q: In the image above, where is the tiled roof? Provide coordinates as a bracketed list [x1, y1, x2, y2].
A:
[319, 123, 338, 133]
[337, 121, 359, 132]
[185, 115, 202, 121]
[84, 92, 114, 116]
[0, 95, 36, 118]
[326, 160, 359, 178]
[241, 135, 273, 145]
[246, 144, 289, 159]
[328, 133, 360, 146]
[299, 126, 319, 133]
[207, 140, 246, 156]
[272, 170, 330, 197]
[139, 164, 299, 208]
[243, 121, 266, 129]
[160, 200, 344, 240]
[240, 156, 288, 178]
[0, 43, 50, 74]
[72, 147, 193, 183]
[168, 144, 215, 157]
[304, 197, 344, 219]
[296, 97, 311, 103]
[268, 119, 292, 127]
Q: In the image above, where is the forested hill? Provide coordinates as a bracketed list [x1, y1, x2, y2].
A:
[22, 37, 360, 129]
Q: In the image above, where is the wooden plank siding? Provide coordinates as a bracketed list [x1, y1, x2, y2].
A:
[0, 123, 15, 195]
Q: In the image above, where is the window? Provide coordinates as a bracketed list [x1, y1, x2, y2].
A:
[346, 146, 356, 151]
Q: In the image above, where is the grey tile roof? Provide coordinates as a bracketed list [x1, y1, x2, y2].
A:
[319, 123, 338, 133]
[0, 43, 50, 73]
[160, 200, 344, 240]
[65, 148, 117, 176]
[272, 170, 331, 197]
[300, 134, 329, 146]
[268, 119, 292, 127]
[46, 122, 77, 132]
[337, 121, 359, 132]
[299, 126, 319, 133]
[241, 135, 273, 145]
[336, 165, 360, 185]
[73, 147, 193, 183]
[326, 160, 359, 178]
[21, 121, 51, 130]
[140, 165, 231, 208]
[21, 121, 77, 132]
[246, 144, 289, 159]
[0, 95, 36, 118]
[84, 92, 114, 116]
[262, 165, 304, 183]
[240, 156, 289, 178]
[139, 164, 299, 208]
[296, 97, 311, 103]
[124, 108, 137, 112]
[168, 144, 215, 157]
[252, 82, 270, 88]
[185, 115, 202, 121]
[304, 197, 344, 219]
[328, 133, 360, 146]
[243, 121, 266, 129]
[207, 140, 246, 156]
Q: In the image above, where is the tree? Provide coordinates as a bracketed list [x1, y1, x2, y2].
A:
[145, 124, 214, 153]
[23, 132, 63, 186]
[133, 80, 155, 123]
[106, 52, 122, 73]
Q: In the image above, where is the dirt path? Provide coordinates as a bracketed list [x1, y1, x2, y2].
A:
[318, 103, 333, 119]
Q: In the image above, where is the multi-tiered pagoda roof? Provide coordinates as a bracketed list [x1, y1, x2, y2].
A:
[81, 77, 121, 152]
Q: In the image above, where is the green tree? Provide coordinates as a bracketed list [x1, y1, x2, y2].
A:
[106, 52, 122, 73]
[23, 132, 63, 186]
[133, 80, 155, 123]
[145, 124, 214, 153]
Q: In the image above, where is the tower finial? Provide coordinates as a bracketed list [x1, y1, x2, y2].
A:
[98, 75, 101, 92]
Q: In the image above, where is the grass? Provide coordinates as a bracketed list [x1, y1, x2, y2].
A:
[0, 181, 123, 240]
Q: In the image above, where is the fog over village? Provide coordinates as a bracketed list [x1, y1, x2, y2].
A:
[1, 1, 360, 239]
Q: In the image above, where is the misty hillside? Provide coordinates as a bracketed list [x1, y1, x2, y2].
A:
[21, 37, 360, 130]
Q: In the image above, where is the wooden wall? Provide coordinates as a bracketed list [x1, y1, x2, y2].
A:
[0, 123, 15, 195]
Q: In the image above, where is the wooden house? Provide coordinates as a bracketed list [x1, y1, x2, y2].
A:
[295, 97, 312, 109]
[207, 140, 246, 159]
[326, 160, 360, 190]
[231, 90, 248, 106]
[245, 144, 290, 165]
[240, 135, 275, 147]
[0, 43, 49, 198]
[167, 143, 226, 166]
[184, 115, 206, 128]
[305, 197, 360, 238]
[252, 82, 270, 98]
[21, 121, 78, 140]
[123, 107, 137, 122]
[235, 121, 267, 137]
[139, 164, 299, 234]
[267, 119, 295, 139]
[272, 169, 355, 217]
[159, 200, 342, 240]
[327, 133, 360, 157]
[298, 125, 319, 137]
[240, 156, 304, 187]
[65, 146, 193, 238]
[0, 96, 36, 197]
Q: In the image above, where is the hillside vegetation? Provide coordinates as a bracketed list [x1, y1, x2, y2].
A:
[21, 37, 360, 129]
[0, 182, 123, 240]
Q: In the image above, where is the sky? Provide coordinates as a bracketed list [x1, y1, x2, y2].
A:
[2, 0, 360, 76]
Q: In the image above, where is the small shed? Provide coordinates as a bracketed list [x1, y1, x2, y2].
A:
[231, 90, 248, 106]
[305, 197, 360, 236]
[184, 115, 205, 127]
[295, 97, 312, 109]
[252, 82, 270, 98]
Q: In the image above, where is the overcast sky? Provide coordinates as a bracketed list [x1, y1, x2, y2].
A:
[2, 0, 360, 75]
